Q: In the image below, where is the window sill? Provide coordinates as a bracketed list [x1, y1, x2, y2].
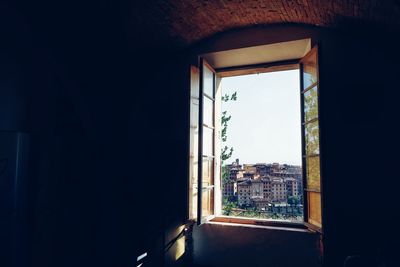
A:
[210, 216, 316, 233]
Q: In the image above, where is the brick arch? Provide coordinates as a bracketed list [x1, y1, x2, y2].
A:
[131, 0, 400, 47]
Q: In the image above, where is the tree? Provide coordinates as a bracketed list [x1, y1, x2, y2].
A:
[304, 87, 319, 154]
[287, 195, 300, 205]
[222, 196, 238, 215]
[221, 92, 237, 183]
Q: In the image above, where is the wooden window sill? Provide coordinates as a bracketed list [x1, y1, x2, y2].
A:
[210, 216, 317, 233]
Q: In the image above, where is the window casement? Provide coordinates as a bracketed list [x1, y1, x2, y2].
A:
[300, 46, 323, 232]
[189, 40, 323, 233]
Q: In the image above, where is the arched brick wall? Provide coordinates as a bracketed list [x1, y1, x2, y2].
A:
[131, 0, 400, 47]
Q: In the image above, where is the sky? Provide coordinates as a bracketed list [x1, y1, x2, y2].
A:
[221, 69, 302, 166]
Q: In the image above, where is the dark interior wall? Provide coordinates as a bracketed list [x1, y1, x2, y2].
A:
[317, 23, 399, 267]
[1, 1, 189, 267]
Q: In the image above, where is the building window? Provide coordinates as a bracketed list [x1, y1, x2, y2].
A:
[189, 39, 323, 232]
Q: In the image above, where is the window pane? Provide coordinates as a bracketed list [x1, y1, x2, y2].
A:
[304, 86, 318, 122]
[305, 120, 320, 155]
[190, 98, 199, 129]
[202, 158, 214, 185]
[306, 156, 320, 190]
[203, 64, 214, 98]
[190, 65, 200, 98]
[202, 188, 214, 217]
[303, 49, 318, 89]
[189, 67, 199, 219]
[308, 191, 322, 228]
[190, 97, 199, 159]
[203, 97, 214, 127]
[191, 186, 198, 219]
[202, 126, 214, 156]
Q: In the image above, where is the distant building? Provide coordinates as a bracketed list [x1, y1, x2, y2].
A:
[285, 177, 300, 198]
[243, 171, 255, 179]
[272, 163, 280, 172]
[251, 179, 263, 198]
[261, 177, 272, 201]
[237, 180, 252, 206]
[254, 163, 273, 176]
[270, 177, 287, 202]
[223, 181, 237, 198]
[225, 159, 302, 208]
[252, 198, 270, 210]
[243, 164, 257, 174]
[223, 159, 242, 198]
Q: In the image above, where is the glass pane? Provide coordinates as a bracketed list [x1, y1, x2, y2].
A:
[191, 186, 198, 219]
[304, 86, 318, 122]
[306, 156, 320, 190]
[202, 158, 214, 185]
[203, 126, 214, 156]
[303, 49, 318, 89]
[189, 68, 199, 219]
[305, 120, 320, 155]
[202, 188, 214, 217]
[308, 191, 322, 228]
[203, 64, 214, 98]
[190, 98, 199, 159]
[203, 97, 214, 127]
[189, 157, 198, 219]
[190, 159, 198, 185]
[190, 65, 200, 98]
[190, 98, 199, 129]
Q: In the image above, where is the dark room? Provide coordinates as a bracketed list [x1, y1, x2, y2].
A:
[1, 1, 400, 267]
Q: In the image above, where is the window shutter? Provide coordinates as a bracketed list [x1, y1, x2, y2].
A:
[300, 46, 323, 232]
[197, 58, 217, 225]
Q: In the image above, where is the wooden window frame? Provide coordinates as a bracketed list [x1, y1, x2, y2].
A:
[191, 46, 323, 233]
[197, 58, 217, 224]
[300, 45, 323, 233]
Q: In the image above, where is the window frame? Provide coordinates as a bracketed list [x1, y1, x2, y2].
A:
[300, 45, 323, 233]
[197, 58, 217, 225]
[190, 44, 324, 233]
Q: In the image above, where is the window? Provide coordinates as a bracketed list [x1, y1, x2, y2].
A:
[189, 40, 323, 233]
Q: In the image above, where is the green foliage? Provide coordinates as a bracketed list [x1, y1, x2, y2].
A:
[221, 146, 233, 161]
[287, 196, 301, 205]
[222, 197, 238, 216]
[221, 92, 239, 214]
[221, 92, 237, 188]
[222, 92, 237, 102]
[304, 88, 319, 154]
[221, 92, 237, 163]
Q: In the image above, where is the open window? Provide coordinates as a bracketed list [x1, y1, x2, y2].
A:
[189, 40, 323, 232]
[300, 46, 323, 232]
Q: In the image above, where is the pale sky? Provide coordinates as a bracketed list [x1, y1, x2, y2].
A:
[221, 69, 302, 166]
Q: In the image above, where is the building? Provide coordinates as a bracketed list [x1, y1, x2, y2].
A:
[270, 177, 287, 203]
[285, 177, 300, 198]
[243, 164, 257, 174]
[237, 180, 252, 207]
[252, 197, 270, 210]
[250, 179, 263, 198]
[222, 181, 237, 198]
[254, 163, 273, 177]
[261, 177, 272, 201]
